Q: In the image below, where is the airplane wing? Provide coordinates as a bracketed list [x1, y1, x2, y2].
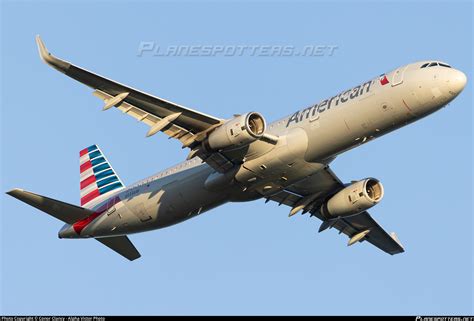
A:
[265, 166, 405, 255]
[36, 36, 241, 173]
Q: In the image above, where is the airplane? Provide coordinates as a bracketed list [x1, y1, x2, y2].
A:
[6, 36, 467, 261]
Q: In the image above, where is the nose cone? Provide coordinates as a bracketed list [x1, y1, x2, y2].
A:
[449, 69, 467, 94]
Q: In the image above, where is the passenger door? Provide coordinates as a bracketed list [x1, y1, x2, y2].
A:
[391, 66, 407, 86]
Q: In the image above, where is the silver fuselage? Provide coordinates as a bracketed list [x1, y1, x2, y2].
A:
[59, 61, 467, 239]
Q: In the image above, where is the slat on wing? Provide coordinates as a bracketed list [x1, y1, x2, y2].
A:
[35, 36, 249, 173]
[36, 35, 222, 138]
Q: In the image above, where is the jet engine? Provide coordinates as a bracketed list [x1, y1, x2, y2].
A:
[204, 112, 266, 150]
[320, 178, 384, 218]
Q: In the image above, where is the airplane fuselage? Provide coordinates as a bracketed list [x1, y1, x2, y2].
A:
[59, 61, 466, 239]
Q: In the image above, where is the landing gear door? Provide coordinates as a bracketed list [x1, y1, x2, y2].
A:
[391, 66, 407, 87]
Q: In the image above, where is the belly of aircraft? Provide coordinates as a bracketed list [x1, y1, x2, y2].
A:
[121, 167, 235, 231]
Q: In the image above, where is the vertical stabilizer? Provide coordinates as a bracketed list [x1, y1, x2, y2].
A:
[79, 144, 125, 208]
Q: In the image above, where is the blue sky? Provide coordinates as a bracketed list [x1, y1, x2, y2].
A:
[1, 0, 472, 315]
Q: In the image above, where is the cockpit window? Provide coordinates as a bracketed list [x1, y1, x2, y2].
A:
[439, 63, 451, 68]
[421, 61, 452, 69]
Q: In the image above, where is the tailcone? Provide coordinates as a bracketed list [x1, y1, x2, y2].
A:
[58, 224, 77, 239]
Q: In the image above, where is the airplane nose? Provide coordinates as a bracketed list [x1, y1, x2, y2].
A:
[449, 69, 467, 94]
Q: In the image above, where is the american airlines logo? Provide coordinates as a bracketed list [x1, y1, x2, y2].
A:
[379, 74, 390, 85]
[286, 80, 374, 127]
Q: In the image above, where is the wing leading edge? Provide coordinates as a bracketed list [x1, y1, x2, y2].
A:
[35, 36, 248, 173]
[35, 35, 223, 146]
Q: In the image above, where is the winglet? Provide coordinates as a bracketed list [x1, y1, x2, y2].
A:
[35, 35, 70, 73]
[390, 232, 405, 252]
[6, 188, 25, 196]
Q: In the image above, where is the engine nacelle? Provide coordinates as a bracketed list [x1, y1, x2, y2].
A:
[321, 178, 384, 218]
[205, 112, 266, 150]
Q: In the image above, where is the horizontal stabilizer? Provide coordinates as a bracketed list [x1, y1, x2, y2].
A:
[7, 188, 93, 224]
[96, 236, 141, 261]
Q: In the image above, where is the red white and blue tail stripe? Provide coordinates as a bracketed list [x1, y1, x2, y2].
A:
[79, 144, 124, 208]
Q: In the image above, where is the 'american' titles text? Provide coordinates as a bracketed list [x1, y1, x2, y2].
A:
[286, 79, 374, 127]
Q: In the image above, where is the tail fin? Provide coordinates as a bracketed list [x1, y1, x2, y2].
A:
[79, 144, 125, 208]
